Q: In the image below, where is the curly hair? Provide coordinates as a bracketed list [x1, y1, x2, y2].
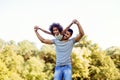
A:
[49, 23, 63, 35]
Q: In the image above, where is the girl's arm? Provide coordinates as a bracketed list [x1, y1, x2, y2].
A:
[38, 27, 52, 35]
[61, 20, 74, 35]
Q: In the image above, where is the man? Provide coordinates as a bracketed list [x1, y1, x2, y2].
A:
[34, 19, 85, 80]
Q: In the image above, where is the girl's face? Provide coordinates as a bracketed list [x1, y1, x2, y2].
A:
[53, 27, 60, 36]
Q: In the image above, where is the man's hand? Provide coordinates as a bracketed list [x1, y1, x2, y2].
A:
[72, 19, 85, 42]
[72, 19, 79, 24]
[34, 26, 39, 32]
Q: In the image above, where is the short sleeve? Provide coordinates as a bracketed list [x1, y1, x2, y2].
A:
[52, 39, 56, 44]
[71, 38, 76, 44]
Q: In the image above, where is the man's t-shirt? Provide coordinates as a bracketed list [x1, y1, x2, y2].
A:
[52, 38, 76, 66]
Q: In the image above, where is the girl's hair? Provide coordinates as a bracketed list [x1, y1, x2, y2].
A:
[49, 23, 63, 35]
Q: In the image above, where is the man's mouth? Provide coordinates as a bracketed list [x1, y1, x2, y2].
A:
[63, 34, 67, 38]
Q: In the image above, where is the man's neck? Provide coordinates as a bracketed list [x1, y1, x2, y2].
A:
[61, 38, 68, 42]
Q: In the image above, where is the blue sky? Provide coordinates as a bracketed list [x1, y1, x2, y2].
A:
[0, 0, 120, 49]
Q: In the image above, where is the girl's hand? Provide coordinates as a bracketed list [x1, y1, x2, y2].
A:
[73, 19, 79, 24]
[34, 26, 39, 32]
[72, 19, 77, 24]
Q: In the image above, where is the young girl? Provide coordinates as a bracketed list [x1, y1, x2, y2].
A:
[37, 20, 74, 40]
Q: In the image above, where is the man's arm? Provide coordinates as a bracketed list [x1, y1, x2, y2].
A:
[38, 27, 52, 35]
[34, 26, 53, 44]
[61, 21, 74, 35]
[74, 20, 85, 42]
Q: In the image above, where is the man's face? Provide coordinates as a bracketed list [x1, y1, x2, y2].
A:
[63, 31, 71, 40]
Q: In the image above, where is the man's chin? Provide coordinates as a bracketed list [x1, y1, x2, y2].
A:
[63, 36, 69, 40]
[63, 38, 68, 40]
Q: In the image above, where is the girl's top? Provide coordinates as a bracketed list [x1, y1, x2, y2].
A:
[55, 34, 63, 40]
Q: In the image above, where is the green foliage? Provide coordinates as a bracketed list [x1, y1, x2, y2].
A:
[72, 52, 89, 79]
[72, 35, 120, 80]
[74, 35, 92, 48]
[0, 45, 24, 72]
[22, 57, 46, 80]
[0, 37, 120, 80]
[0, 38, 6, 52]
[0, 59, 9, 80]
[0, 44, 24, 80]
[39, 45, 56, 64]
[89, 50, 120, 80]
[17, 40, 38, 61]
[106, 46, 120, 72]
[17, 40, 38, 55]
[39, 45, 56, 80]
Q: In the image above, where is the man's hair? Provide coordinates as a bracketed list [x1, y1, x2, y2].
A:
[49, 23, 63, 35]
[68, 29, 73, 35]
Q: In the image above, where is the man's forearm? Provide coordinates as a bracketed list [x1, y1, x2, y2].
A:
[77, 23, 85, 36]
[74, 20, 85, 42]
[34, 29, 53, 44]
[35, 31, 45, 43]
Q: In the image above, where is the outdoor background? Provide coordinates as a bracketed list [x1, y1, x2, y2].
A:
[0, 0, 120, 80]
[0, 0, 120, 49]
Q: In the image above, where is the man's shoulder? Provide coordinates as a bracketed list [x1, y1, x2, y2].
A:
[52, 39, 60, 43]
[69, 38, 75, 41]
[68, 38, 76, 43]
